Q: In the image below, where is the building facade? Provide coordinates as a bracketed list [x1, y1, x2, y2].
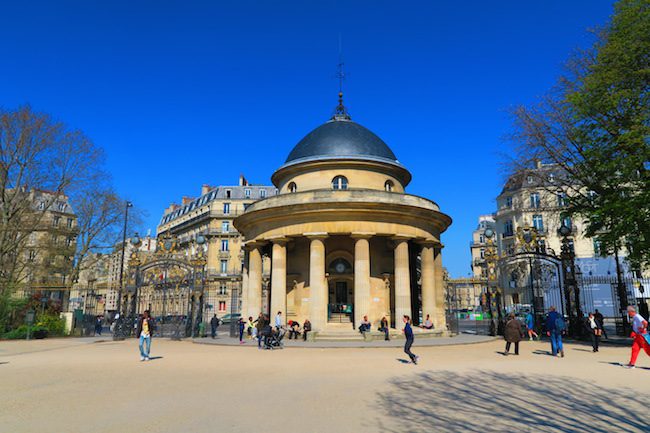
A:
[153, 177, 277, 320]
[492, 161, 637, 314]
[470, 214, 495, 280]
[106, 234, 157, 313]
[234, 101, 452, 333]
[21, 190, 78, 301]
[450, 215, 497, 313]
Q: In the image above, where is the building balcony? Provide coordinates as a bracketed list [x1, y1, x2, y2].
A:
[206, 268, 242, 280]
[206, 228, 240, 237]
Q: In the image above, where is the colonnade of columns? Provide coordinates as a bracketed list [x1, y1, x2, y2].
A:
[243, 234, 443, 331]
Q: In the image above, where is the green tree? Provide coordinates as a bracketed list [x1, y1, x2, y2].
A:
[509, 0, 650, 271]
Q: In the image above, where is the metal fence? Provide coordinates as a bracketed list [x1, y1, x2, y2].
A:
[579, 275, 649, 335]
[445, 273, 649, 337]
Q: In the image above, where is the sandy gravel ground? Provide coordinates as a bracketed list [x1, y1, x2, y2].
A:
[1, 337, 648, 433]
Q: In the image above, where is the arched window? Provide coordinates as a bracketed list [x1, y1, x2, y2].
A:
[288, 182, 297, 193]
[329, 258, 352, 274]
[332, 176, 348, 190]
[384, 180, 394, 192]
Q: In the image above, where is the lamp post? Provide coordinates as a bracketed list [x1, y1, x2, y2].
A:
[559, 223, 581, 335]
[128, 233, 142, 317]
[638, 283, 648, 320]
[190, 234, 207, 338]
[484, 228, 501, 335]
[113, 200, 133, 341]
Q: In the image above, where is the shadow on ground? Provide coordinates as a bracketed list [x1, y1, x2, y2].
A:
[375, 370, 645, 433]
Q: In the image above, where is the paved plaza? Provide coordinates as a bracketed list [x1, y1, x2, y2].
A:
[1, 337, 648, 433]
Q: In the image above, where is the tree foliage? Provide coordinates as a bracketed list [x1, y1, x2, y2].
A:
[0, 105, 135, 297]
[509, 0, 650, 271]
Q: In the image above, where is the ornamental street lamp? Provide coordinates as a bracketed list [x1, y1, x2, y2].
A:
[559, 223, 581, 335]
[638, 283, 648, 320]
[113, 201, 133, 341]
[190, 234, 207, 338]
[484, 228, 502, 336]
[128, 233, 142, 317]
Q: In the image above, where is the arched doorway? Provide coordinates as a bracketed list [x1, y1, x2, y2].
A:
[327, 257, 353, 323]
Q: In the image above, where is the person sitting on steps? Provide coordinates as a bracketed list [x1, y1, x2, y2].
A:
[358, 315, 371, 333]
[421, 314, 434, 330]
[379, 316, 390, 341]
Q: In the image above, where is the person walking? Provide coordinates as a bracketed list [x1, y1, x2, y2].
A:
[625, 306, 650, 369]
[95, 315, 103, 336]
[237, 317, 246, 344]
[403, 315, 418, 364]
[586, 312, 601, 352]
[594, 309, 607, 339]
[545, 306, 565, 358]
[379, 316, 390, 341]
[504, 312, 524, 355]
[525, 310, 538, 340]
[210, 314, 219, 339]
[136, 310, 155, 361]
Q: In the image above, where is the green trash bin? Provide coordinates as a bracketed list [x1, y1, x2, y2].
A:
[198, 322, 206, 338]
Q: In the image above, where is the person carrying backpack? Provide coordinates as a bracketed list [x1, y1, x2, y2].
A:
[545, 306, 565, 358]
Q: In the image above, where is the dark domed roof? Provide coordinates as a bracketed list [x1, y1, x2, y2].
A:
[284, 118, 399, 166]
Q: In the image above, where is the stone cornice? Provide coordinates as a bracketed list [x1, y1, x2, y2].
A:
[234, 189, 452, 238]
[271, 159, 412, 188]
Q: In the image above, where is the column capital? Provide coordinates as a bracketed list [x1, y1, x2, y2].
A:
[267, 236, 289, 245]
[351, 232, 374, 240]
[417, 239, 441, 247]
[391, 234, 412, 242]
[243, 240, 265, 251]
[304, 232, 329, 240]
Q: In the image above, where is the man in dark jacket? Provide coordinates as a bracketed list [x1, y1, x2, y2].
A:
[545, 306, 565, 357]
[210, 314, 219, 339]
[594, 309, 607, 339]
[136, 310, 155, 361]
[403, 315, 418, 364]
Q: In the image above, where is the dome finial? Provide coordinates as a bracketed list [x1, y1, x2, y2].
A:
[332, 35, 351, 121]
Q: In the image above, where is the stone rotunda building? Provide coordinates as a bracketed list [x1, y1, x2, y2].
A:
[234, 99, 452, 334]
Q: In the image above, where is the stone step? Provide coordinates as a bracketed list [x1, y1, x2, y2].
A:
[316, 333, 365, 341]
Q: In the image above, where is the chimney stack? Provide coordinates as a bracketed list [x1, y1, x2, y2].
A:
[182, 196, 193, 205]
[201, 184, 212, 195]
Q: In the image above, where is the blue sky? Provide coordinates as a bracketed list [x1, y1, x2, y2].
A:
[0, 0, 616, 277]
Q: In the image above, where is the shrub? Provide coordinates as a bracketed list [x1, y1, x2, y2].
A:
[36, 314, 65, 336]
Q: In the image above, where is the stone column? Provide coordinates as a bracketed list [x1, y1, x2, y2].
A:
[247, 244, 263, 319]
[270, 238, 288, 326]
[433, 244, 446, 329]
[307, 233, 328, 331]
[240, 249, 249, 318]
[420, 242, 436, 326]
[352, 233, 372, 327]
[393, 237, 412, 326]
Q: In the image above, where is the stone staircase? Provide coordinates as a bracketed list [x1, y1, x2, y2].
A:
[315, 322, 362, 341]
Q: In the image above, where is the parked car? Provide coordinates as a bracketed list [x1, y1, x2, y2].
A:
[218, 313, 241, 324]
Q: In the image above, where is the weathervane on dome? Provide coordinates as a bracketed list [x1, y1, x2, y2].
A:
[333, 34, 351, 121]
